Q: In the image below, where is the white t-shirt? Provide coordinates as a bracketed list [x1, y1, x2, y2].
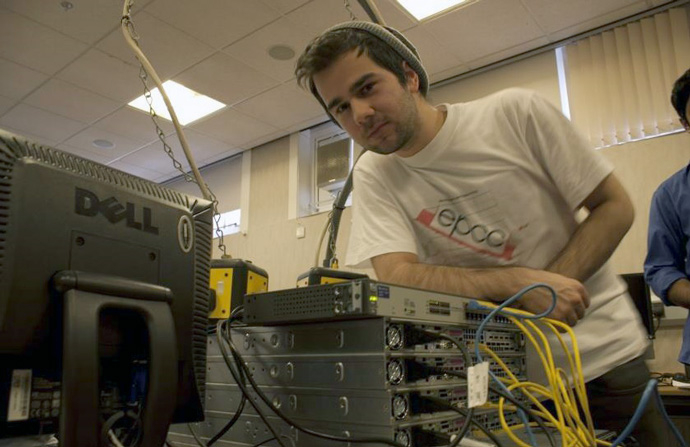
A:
[346, 88, 649, 382]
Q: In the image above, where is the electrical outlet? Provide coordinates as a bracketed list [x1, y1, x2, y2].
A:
[296, 225, 305, 239]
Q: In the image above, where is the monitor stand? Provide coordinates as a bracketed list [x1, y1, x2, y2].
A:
[53, 271, 177, 447]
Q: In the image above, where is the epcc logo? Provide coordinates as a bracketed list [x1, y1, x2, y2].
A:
[436, 208, 507, 247]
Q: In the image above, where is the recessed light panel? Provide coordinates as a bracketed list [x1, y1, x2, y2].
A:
[128, 80, 226, 126]
[396, 0, 471, 21]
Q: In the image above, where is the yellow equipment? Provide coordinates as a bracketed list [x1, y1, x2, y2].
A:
[296, 267, 367, 287]
[209, 259, 268, 319]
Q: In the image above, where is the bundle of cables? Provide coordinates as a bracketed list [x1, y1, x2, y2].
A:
[469, 283, 687, 447]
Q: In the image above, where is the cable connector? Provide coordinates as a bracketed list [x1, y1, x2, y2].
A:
[409, 394, 457, 414]
[404, 327, 444, 346]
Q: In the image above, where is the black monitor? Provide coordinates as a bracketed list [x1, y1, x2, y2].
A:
[621, 273, 655, 339]
[0, 129, 212, 445]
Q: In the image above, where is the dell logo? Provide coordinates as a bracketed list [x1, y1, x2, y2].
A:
[75, 187, 159, 235]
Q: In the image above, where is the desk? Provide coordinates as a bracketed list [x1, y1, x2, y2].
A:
[659, 386, 690, 442]
[659, 385, 690, 414]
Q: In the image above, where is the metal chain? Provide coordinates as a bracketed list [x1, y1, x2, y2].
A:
[123, 8, 229, 258]
[343, 0, 358, 20]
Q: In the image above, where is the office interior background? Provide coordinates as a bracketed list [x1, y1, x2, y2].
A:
[1, 0, 689, 380]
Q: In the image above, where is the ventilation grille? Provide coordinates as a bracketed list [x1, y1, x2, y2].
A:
[272, 287, 340, 317]
[246, 284, 353, 321]
[0, 139, 13, 283]
[191, 205, 213, 405]
[0, 130, 191, 207]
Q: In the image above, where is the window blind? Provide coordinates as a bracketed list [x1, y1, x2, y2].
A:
[564, 7, 690, 148]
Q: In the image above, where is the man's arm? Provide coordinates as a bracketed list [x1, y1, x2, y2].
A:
[545, 173, 634, 282]
[644, 186, 690, 309]
[372, 252, 588, 326]
[667, 279, 690, 309]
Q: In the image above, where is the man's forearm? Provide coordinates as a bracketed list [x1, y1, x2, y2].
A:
[378, 258, 589, 326]
[385, 262, 530, 301]
[667, 278, 690, 309]
[547, 198, 633, 282]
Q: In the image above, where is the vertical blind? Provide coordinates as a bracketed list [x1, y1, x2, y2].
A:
[564, 7, 690, 148]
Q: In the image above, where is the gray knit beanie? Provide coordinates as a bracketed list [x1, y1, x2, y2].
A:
[323, 21, 429, 96]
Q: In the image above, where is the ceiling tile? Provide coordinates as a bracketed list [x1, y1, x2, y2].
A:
[0, 9, 88, 75]
[98, 12, 215, 80]
[520, 0, 646, 35]
[197, 147, 245, 167]
[403, 26, 466, 76]
[0, 124, 60, 148]
[235, 82, 323, 130]
[121, 129, 240, 175]
[467, 36, 551, 69]
[428, 63, 473, 84]
[174, 52, 279, 106]
[190, 108, 281, 147]
[93, 106, 175, 145]
[282, 115, 326, 135]
[24, 79, 120, 124]
[108, 160, 167, 180]
[370, 0, 418, 31]
[260, 0, 311, 14]
[223, 18, 313, 83]
[56, 49, 143, 102]
[546, 2, 652, 43]
[145, 0, 279, 49]
[425, 0, 543, 63]
[0, 58, 49, 100]
[117, 139, 188, 175]
[0, 0, 142, 45]
[0, 95, 14, 115]
[55, 143, 116, 165]
[286, 0, 369, 38]
[62, 126, 146, 160]
[0, 104, 86, 142]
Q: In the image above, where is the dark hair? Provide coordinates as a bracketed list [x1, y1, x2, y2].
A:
[295, 28, 415, 116]
[671, 68, 690, 127]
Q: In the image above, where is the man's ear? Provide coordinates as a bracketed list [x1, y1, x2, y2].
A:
[402, 61, 420, 93]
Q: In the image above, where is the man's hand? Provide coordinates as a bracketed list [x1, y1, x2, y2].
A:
[513, 269, 589, 327]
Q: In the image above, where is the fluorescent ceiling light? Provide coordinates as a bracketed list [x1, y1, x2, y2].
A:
[128, 80, 225, 126]
[396, 0, 469, 21]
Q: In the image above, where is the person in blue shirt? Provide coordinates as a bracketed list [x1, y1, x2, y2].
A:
[644, 67, 690, 378]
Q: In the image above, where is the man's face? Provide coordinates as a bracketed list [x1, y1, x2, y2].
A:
[312, 50, 420, 155]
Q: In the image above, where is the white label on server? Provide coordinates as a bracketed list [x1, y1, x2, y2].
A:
[467, 361, 489, 408]
[7, 369, 32, 422]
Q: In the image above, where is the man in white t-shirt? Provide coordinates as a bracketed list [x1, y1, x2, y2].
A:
[295, 21, 668, 444]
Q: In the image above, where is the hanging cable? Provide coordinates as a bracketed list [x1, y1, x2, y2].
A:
[322, 148, 367, 268]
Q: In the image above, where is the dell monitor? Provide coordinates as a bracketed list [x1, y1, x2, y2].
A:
[0, 129, 212, 446]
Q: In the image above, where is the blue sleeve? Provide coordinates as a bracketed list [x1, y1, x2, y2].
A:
[644, 186, 687, 305]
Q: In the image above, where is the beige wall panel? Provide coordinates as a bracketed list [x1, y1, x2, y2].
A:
[428, 51, 562, 110]
[602, 132, 690, 273]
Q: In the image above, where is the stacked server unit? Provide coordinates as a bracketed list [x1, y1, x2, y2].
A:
[169, 280, 528, 447]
